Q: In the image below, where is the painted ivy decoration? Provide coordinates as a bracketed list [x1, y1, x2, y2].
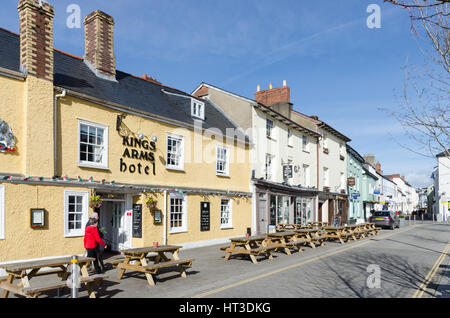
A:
[0, 119, 15, 153]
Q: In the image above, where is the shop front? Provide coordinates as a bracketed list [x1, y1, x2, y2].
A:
[319, 192, 348, 226]
[254, 179, 317, 234]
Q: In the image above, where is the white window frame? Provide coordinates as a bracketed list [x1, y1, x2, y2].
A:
[302, 135, 308, 152]
[64, 190, 89, 238]
[216, 145, 230, 177]
[302, 165, 310, 187]
[166, 133, 185, 171]
[287, 129, 293, 147]
[322, 134, 328, 149]
[265, 154, 273, 180]
[78, 119, 109, 170]
[323, 167, 329, 187]
[0, 185, 4, 240]
[220, 198, 233, 229]
[266, 119, 274, 138]
[169, 192, 187, 234]
[191, 99, 205, 120]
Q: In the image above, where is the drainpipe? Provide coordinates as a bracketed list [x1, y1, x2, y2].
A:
[54, 90, 66, 178]
[163, 190, 167, 245]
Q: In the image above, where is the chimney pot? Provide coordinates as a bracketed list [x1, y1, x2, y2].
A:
[257, 84, 260, 92]
[83, 10, 116, 80]
[269, 83, 273, 90]
[283, 80, 287, 87]
[17, 0, 55, 82]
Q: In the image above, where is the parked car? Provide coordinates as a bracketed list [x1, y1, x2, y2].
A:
[369, 210, 399, 230]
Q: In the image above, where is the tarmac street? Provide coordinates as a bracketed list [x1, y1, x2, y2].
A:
[1, 223, 449, 298]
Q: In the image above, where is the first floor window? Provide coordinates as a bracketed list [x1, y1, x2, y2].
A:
[266, 119, 274, 138]
[220, 198, 232, 228]
[265, 154, 273, 180]
[0, 185, 4, 240]
[302, 165, 310, 187]
[78, 120, 108, 169]
[170, 193, 187, 233]
[216, 146, 229, 176]
[64, 191, 88, 237]
[302, 135, 308, 151]
[167, 134, 184, 170]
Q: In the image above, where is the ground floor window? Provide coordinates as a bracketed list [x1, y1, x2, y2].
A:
[64, 191, 88, 237]
[0, 185, 4, 240]
[169, 193, 187, 233]
[295, 197, 314, 225]
[220, 198, 232, 229]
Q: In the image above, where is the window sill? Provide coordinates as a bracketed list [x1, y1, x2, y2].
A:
[288, 145, 294, 148]
[302, 150, 310, 154]
[221, 226, 234, 230]
[166, 166, 185, 172]
[78, 162, 109, 171]
[64, 233, 84, 238]
[169, 229, 188, 235]
[217, 173, 230, 178]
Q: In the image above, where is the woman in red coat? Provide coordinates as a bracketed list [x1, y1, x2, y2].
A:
[84, 218, 107, 274]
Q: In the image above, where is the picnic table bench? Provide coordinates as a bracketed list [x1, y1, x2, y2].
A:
[295, 229, 326, 248]
[0, 256, 107, 298]
[223, 235, 278, 264]
[324, 226, 354, 244]
[267, 231, 307, 255]
[114, 245, 194, 286]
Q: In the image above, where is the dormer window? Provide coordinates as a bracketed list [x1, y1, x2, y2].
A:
[191, 99, 205, 120]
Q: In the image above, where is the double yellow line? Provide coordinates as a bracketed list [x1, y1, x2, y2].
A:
[413, 242, 450, 298]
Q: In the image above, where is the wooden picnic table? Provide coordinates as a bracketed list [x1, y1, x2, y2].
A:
[223, 235, 277, 264]
[113, 245, 194, 286]
[294, 229, 326, 248]
[267, 231, 305, 255]
[324, 226, 354, 244]
[0, 256, 106, 298]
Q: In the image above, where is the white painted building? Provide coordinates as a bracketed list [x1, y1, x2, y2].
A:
[192, 82, 321, 234]
[434, 150, 450, 222]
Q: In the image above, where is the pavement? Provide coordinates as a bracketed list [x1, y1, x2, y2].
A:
[2, 221, 449, 299]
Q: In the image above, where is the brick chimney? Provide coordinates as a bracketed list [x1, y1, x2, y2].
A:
[255, 81, 292, 118]
[83, 10, 116, 80]
[17, 0, 55, 82]
[364, 154, 376, 166]
[375, 162, 382, 174]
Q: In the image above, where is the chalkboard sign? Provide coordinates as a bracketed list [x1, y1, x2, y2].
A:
[201, 202, 210, 232]
[132, 204, 142, 238]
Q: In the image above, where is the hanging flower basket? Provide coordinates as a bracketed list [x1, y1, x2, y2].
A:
[89, 195, 103, 209]
[145, 197, 157, 210]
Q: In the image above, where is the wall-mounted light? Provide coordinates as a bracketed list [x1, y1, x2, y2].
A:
[152, 136, 158, 142]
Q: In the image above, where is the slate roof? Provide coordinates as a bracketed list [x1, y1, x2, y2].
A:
[0, 27, 249, 143]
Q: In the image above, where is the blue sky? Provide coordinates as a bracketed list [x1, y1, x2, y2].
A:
[0, 0, 436, 187]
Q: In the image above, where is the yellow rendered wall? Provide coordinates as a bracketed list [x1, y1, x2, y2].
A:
[0, 183, 90, 262]
[57, 95, 251, 193]
[0, 76, 25, 175]
[132, 193, 252, 248]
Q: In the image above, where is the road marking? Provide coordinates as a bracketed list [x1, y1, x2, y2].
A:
[192, 225, 418, 298]
[412, 241, 450, 298]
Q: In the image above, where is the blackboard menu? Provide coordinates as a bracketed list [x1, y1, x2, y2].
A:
[132, 204, 142, 238]
[201, 202, 210, 232]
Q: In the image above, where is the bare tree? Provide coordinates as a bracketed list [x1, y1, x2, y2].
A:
[382, 0, 449, 159]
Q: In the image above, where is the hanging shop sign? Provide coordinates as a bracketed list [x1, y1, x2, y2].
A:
[120, 136, 156, 175]
[347, 177, 355, 187]
[283, 165, 293, 179]
[0, 119, 15, 153]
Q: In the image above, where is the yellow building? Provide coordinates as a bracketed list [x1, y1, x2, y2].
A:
[0, 1, 252, 267]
